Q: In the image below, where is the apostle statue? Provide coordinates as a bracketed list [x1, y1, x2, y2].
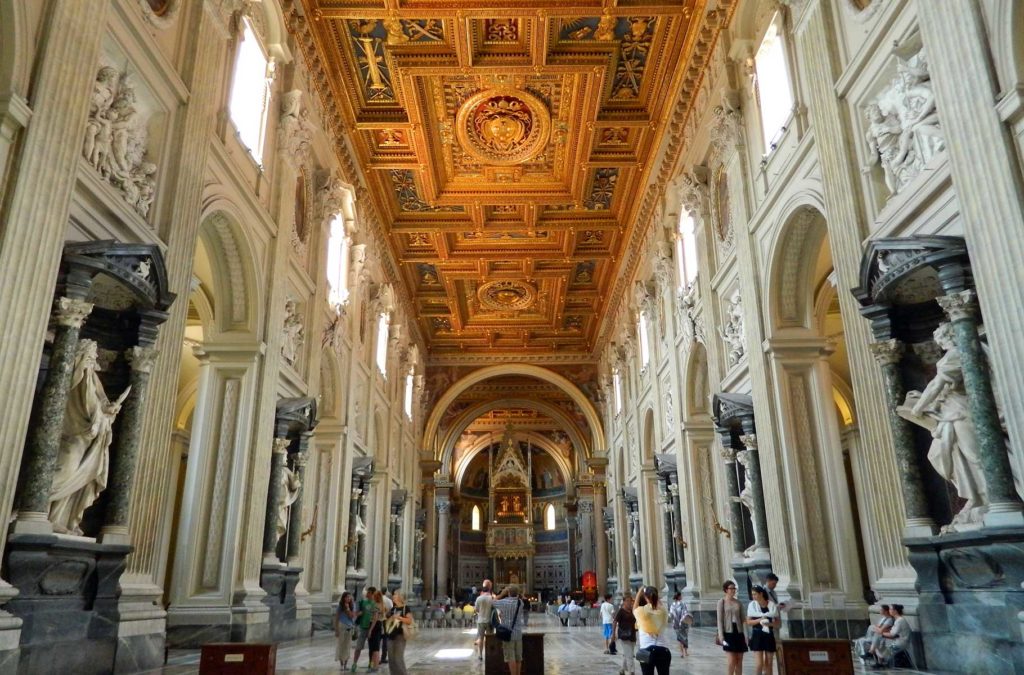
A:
[49, 340, 130, 535]
[899, 323, 989, 528]
[276, 462, 302, 541]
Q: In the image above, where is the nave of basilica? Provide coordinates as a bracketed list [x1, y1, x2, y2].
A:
[0, 0, 1023, 673]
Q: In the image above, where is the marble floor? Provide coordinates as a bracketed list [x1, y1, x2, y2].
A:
[152, 614, 937, 674]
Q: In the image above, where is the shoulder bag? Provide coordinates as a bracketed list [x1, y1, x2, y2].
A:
[495, 600, 520, 642]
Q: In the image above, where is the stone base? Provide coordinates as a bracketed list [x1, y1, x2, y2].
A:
[412, 578, 423, 601]
[166, 608, 233, 648]
[311, 598, 337, 632]
[663, 569, 686, 596]
[731, 558, 774, 603]
[906, 526, 1024, 674]
[260, 564, 309, 642]
[782, 610, 869, 641]
[386, 575, 402, 593]
[4, 533, 131, 675]
[605, 577, 618, 597]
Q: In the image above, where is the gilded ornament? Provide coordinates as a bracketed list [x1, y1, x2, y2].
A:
[455, 88, 551, 166]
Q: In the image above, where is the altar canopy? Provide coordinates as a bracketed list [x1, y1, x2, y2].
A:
[486, 430, 535, 559]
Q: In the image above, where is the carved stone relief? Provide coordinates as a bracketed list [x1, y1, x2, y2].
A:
[82, 66, 158, 218]
[281, 298, 305, 366]
[720, 290, 745, 367]
[864, 47, 945, 196]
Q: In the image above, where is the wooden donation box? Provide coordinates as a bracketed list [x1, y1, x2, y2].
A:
[199, 643, 277, 675]
[484, 633, 545, 674]
[778, 639, 853, 675]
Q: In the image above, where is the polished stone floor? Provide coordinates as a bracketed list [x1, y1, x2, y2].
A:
[153, 614, 936, 674]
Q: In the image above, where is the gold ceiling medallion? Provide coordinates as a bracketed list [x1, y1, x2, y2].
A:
[456, 88, 550, 166]
[478, 279, 537, 312]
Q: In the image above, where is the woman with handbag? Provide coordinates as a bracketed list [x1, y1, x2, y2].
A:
[613, 594, 638, 675]
[717, 580, 748, 675]
[334, 592, 356, 671]
[384, 591, 415, 675]
[632, 586, 671, 675]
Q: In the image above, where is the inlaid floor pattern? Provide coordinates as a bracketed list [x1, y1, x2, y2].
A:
[155, 614, 936, 674]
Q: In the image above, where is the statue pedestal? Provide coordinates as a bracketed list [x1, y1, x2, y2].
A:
[259, 564, 308, 642]
[664, 568, 686, 596]
[906, 526, 1024, 673]
[4, 533, 133, 675]
[731, 558, 773, 603]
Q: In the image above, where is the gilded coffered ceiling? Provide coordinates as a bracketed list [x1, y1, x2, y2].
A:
[300, 0, 706, 358]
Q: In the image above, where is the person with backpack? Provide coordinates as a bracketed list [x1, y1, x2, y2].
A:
[613, 594, 638, 675]
[492, 585, 527, 675]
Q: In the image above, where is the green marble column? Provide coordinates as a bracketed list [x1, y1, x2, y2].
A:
[668, 479, 687, 565]
[740, 433, 771, 557]
[15, 296, 94, 526]
[659, 482, 676, 568]
[938, 290, 1024, 518]
[100, 345, 158, 543]
[286, 444, 310, 563]
[263, 437, 290, 562]
[346, 484, 362, 570]
[719, 429, 746, 557]
[868, 339, 935, 532]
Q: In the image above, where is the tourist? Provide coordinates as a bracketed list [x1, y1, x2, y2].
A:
[380, 589, 393, 665]
[764, 573, 786, 609]
[600, 593, 617, 654]
[717, 580, 747, 675]
[474, 579, 495, 661]
[384, 591, 413, 675]
[351, 586, 378, 673]
[873, 604, 911, 667]
[855, 604, 894, 664]
[364, 589, 385, 672]
[668, 592, 692, 657]
[633, 586, 671, 675]
[614, 594, 638, 675]
[333, 591, 356, 671]
[746, 585, 779, 675]
[557, 598, 570, 626]
[568, 598, 581, 626]
[493, 584, 528, 675]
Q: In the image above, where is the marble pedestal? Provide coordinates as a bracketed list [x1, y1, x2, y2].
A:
[4, 533, 132, 675]
[386, 575, 401, 593]
[259, 564, 309, 642]
[731, 558, 773, 603]
[906, 526, 1024, 674]
[310, 599, 336, 632]
[412, 579, 424, 600]
[664, 568, 686, 596]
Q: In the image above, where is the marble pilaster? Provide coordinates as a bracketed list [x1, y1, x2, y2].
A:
[592, 478, 609, 591]
[937, 290, 1024, 525]
[577, 498, 595, 574]
[917, 1, 1024, 476]
[14, 296, 94, 530]
[100, 344, 159, 544]
[0, 0, 110, 555]
[435, 498, 450, 598]
[868, 340, 936, 536]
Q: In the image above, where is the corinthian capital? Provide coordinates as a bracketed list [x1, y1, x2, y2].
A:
[126, 345, 159, 373]
[937, 289, 979, 323]
[678, 170, 708, 219]
[868, 339, 904, 366]
[54, 297, 94, 328]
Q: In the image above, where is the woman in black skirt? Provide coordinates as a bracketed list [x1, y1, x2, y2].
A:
[716, 580, 747, 675]
[746, 585, 780, 675]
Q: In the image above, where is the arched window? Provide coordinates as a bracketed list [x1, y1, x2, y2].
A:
[472, 505, 482, 531]
[326, 214, 351, 306]
[228, 17, 273, 163]
[375, 313, 389, 376]
[545, 504, 557, 531]
[638, 312, 651, 368]
[676, 212, 699, 289]
[403, 372, 414, 419]
[754, 13, 794, 151]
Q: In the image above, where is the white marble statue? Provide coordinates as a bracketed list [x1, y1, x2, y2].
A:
[280, 299, 304, 365]
[721, 291, 745, 366]
[899, 323, 988, 528]
[276, 464, 302, 540]
[864, 48, 945, 196]
[49, 340, 130, 535]
[82, 67, 157, 217]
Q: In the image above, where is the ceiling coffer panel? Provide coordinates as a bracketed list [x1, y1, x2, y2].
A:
[303, 0, 704, 357]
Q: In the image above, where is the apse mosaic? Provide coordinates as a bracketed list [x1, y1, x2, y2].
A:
[304, 0, 705, 356]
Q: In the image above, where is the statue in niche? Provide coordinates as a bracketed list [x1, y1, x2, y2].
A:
[281, 299, 304, 365]
[899, 322, 1023, 529]
[720, 291, 745, 366]
[277, 461, 302, 540]
[864, 48, 945, 196]
[734, 450, 760, 556]
[82, 66, 158, 217]
[49, 340, 130, 535]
